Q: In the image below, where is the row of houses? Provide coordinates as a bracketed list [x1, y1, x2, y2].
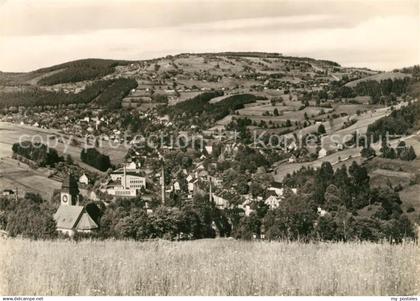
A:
[211, 186, 298, 213]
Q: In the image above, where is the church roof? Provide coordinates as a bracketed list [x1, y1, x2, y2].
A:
[76, 212, 98, 230]
[54, 205, 84, 229]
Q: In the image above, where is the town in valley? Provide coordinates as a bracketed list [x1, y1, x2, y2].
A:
[0, 53, 419, 242]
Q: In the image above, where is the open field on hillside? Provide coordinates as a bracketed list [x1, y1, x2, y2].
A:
[0, 122, 124, 197]
[345, 72, 411, 88]
[271, 103, 400, 181]
[272, 125, 420, 183]
[238, 105, 332, 121]
[370, 168, 415, 188]
[0, 238, 418, 296]
[273, 155, 364, 183]
[404, 135, 420, 155]
[0, 122, 126, 166]
[332, 103, 380, 116]
[400, 183, 420, 225]
[0, 157, 61, 200]
[319, 101, 410, 150]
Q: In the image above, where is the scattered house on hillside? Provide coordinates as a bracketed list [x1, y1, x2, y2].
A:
[288, 154, 297, 163]
[205, 145, 213, 155]
[318, 147, 327, 159]
[188, 179, 199, 194]
[211, 193, 229, 209]
[287, 141, 297, 151]
[54, 174, 98, 236]
[265, 187, 298, 208]
[87, 190, 98, 201]
[196, 163, 205, 171]
[79, 173, 89, 185]
[256, 166, 266, 174]
[208, 175, 223, 188]
[124, 161, 139, 170]
[268, 186, 283, 196]
[197, 170, 209, 179]
[317, 207, 328, 217]
[268, 187, 297, 197]
[218, 143, 238, 161]
[158, 115, 170, 123]
[265, 195, 282, 209]
[2, 189, 15, 196]
[238, 198, 254, 216]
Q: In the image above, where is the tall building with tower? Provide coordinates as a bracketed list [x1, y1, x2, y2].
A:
[54, 174, 98, 236]
[60, 174, 79, 206]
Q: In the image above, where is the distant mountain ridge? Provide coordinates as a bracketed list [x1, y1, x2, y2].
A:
[0, 52, 416, 110]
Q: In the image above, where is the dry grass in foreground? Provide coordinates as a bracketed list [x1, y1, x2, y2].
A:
[0, 238, 419, 296]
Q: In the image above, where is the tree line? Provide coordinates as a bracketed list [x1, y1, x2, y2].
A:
[93, 78, 138, 109]
[329, 77, 410, 104]
[0, 159, 416, 242]
[274, 161, 416, 242]
[0, 78, 136, 110]
[0, 193, 57, 239]
[367, 101, 420, 142]
[163, 92, 265, 129]
[80, 148, 112, 172]
[12, 141, 63, 167]
[36, 59, 131, 85]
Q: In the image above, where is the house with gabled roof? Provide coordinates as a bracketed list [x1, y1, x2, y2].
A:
[54, 205, 98, 236]
[53, 174, 98, 236]
[79, 173, 89, 185]
[265, 195, 282, 209]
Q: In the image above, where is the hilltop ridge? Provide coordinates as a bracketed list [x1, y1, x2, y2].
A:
[0, 52, 379, 110]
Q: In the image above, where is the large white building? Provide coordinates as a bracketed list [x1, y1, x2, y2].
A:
[106, 185, 138, 197]
[110, 171, 146, 190]
[106, 167, 146, 197]
[211, 194, 229, 209]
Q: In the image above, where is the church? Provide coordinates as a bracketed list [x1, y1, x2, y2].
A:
[53, 174, 98, 236]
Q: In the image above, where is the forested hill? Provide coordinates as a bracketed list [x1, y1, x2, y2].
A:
[33, 58, 133, 85]
[0, 53, 417, 111]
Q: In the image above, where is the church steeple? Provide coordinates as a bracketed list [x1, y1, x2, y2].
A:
[60, 173, 79, 206]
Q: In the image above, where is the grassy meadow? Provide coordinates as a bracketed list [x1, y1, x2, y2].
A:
[0, 238, 419, 296]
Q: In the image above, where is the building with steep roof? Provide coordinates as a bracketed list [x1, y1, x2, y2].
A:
[54, 174, 98, 236]
[79, 173, 89, 185]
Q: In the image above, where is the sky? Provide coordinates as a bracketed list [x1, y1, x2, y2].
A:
[0, 0, 419, 72]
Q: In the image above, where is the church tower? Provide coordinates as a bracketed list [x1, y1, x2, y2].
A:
[60, 174, 79, 206]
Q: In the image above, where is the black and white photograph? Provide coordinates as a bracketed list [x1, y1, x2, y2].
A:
[0, 0, 419, 298]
